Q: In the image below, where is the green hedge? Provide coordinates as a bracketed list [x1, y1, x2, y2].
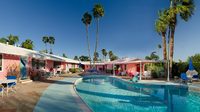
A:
[69, 68, 82, 73]
[172, 62, 188, 77]
[69, 68, 76, 73]
[106, 69, 113, 74]
[145, 63, 164, 78]
[172, 61, 200, 77]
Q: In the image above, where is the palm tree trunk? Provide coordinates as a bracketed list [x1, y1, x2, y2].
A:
[86, 25, 92, 68]
[162, 32, 167, 77]
[45, 43, 47, 53]
[94, 18, 99, 68]
[50, 44, 52, 54]
[169, 27, 175, 78]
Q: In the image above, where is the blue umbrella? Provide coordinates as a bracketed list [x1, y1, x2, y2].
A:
[189, 58, 195, 71]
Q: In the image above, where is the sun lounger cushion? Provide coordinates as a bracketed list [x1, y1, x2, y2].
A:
[181, 73, 188, 81]
[7, 76, 17, 79]
[192, 75, 199, 79]
[7, 82, 16, 87]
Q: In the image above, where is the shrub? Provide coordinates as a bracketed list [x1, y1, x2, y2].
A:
[106, 69, 113, 74]
[145, 63, 164, 78]
[69, 68, 76, 73]
[172, 62, 188, 77]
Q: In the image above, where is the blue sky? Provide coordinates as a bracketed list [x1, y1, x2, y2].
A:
[0, 0, 199, 61]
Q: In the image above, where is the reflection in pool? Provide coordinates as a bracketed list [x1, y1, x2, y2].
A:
[75, 75, 200, 112]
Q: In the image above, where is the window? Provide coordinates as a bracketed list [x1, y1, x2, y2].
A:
[0, 54, 2, 71]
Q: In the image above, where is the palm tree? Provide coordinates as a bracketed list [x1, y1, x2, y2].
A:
[7, 34, 19, 45]
[74, 56, 79, 60]
[101, 49, 107, 61]
[158, 44, 162, 56]
[92, 3, 104, 66]
[0, 37, 8, 44]
[108, 51, 113, 60]
[167, 0, 195, 76]
[93, 52, 99, 62]
[63, 53, 67, 58]
[155, 0, 195, 79]
[42, 36, 49, 53]
[49, 36, 55, 54]
[82, 12, 92, 68]
[155, 10, 168, 62]
[21, 39, 34, 50]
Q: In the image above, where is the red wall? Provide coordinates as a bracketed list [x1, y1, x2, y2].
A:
[45, 60, 54, 72]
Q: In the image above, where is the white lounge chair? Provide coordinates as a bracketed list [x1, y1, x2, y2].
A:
[0, 84, 4, 98]
[144, 71, 151, 79]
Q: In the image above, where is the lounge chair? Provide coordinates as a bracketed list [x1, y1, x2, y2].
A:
[144, 71, 151, 79]
[120, 71, 126, 76]
[0, 84, 4, 98]
[131, 75, 139, 82]
[6, 76, 17, 92]
[181, 73, 188, 83]
[192, 74, 199, 81]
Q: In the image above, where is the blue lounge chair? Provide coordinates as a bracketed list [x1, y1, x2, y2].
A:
[181, 73, 188, 83]
[192, 74, 199, 81]
[7, 76, 17, 92]
[132, 75, 139, 82]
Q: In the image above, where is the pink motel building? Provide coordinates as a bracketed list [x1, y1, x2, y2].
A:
[0, 42, 156, 81]
[0, 43, 79, 80]
[82, 58, 156, 80]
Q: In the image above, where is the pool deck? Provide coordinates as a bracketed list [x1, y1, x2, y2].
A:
[34, 77, 91, 112]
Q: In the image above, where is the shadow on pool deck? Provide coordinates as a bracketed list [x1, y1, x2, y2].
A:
[34, 78, 91, 112]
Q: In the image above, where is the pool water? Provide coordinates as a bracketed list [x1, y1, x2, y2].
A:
[75, 76, 200, 112]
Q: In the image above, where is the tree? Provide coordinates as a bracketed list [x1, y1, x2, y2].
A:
[21, 39, 34, 50]
[155, 10, 168, 61]
[79, 55, 90, 61]
[93, 52, 99, 62]
[92, 3, 104, 66]
[108, 51, 118, 61]
[63, 53, 67, 58]
[74, 56, 79, 60]
[49, 36, 55, 54]
[110, 55, 118, 61]
[145, 51, 159, 61]
[156, 0, 195, 77]
[42, 36, 49, 53]
[0, 38, 8, 44]
[157, 44, 162, 58]
[82, 12, 92, 67]
[167, 0, 195, 76]
[7, 34, 19, 45]
[101, 49, 107, 61]
[108, 51, 113, 60]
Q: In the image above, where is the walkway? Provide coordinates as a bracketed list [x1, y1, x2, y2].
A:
[34, 77, 91, 112]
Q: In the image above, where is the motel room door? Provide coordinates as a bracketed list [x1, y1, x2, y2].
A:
[20, 57, 28, 80]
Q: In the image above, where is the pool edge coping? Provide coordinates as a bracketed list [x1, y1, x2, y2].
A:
[73, 77, 94, 112]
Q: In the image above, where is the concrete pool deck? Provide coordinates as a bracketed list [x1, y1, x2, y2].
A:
[34, 77, 91, 112]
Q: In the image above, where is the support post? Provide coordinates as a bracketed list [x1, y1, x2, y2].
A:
[113, 64, 115, 76]
[140, 62, 142, 80]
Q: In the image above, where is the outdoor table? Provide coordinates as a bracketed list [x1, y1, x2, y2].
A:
[0, 79, 17, 96]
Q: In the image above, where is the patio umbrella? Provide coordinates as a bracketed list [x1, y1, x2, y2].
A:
[186, 58, 198, 78]
[188, 58, 194, 71]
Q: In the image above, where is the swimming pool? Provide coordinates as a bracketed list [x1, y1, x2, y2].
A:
[75, 75, 200, 112]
